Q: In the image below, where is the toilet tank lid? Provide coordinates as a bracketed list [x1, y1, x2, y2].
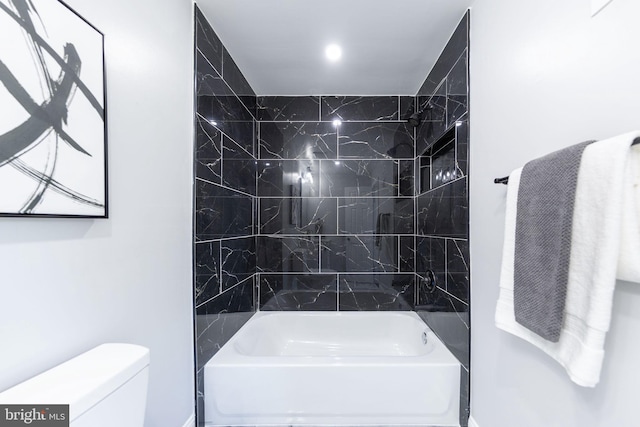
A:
[0, 343, 150, 421]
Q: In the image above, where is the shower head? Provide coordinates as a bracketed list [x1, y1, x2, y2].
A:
[407, 103, 433, 127]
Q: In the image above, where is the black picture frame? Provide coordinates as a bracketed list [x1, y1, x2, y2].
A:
[0, 0, 108, 218]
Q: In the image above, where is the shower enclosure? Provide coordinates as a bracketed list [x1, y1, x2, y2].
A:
[193, 5, 470, 426]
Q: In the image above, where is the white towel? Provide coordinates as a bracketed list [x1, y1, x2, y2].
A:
[495, 131, 640, 387]
[618, 141, 640, 282]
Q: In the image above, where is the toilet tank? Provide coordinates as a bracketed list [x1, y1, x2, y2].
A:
[0, 343, 150, 427]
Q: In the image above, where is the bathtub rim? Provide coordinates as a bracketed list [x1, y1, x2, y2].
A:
[205, 310, 460, 366]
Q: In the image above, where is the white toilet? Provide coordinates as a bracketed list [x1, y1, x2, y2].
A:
[0, 343, 150, 427]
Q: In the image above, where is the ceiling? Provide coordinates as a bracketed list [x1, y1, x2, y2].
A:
[196, 0, 472, 96]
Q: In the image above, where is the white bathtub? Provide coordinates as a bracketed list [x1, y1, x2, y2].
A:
[204, 311, 461, 426]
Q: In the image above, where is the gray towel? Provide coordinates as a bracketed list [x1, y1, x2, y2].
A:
[514, 140, 593, 342]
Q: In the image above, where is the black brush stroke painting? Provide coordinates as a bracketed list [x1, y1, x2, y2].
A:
[0, 0, 106, 217]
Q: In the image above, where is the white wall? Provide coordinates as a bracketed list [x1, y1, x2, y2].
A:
[0, 0, 195, 426]
[470, 0, 640, 426]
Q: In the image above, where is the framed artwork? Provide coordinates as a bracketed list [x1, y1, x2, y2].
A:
[0, 0, 107, 217]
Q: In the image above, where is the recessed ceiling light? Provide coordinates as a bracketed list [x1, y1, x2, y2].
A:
[325, 44, 342, 62]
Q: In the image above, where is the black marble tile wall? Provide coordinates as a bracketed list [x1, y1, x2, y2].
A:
[222, 49, 256, 114]
[195, 180, 253, 239]
[337, 197, 413, 235]
[221, 237, 256, 291]
[417, 13, 470, 97]
[195, 117, 222, 184]
[456, 117, 469, 177]
[321, 96, 399, 121]
[322, 235, 399, 273]
[399, 160, 415, 196]
[260, 274, 337, 311]
[260, 197, 338, 235]
[256, 95, 417, 312]
[195, 8, 222, 74]
[195, 240, 220, 306]
[195, 307, 255, 422]
[416, 82, 447, 156]
[338, 122, 414, 159]
[253, 88, 468, 318]
[194, 279, 255, 426]
[222, 159, 256, 196]
[257, 236, 320, 273]
[399, 236, 415, 273]
[400, 96, 416, 121]
[320, 159, 399, 197]
[418, 291, 470, 370]
[447, 239, 470, 304]
[417, 177, 468, 238]
[194, 8, 257, 417]
[258, 96, 321, 121]
[195, 281, 255, 368]
[203, 96, 254, 156]
[339, 274, 415, 311]
[413, 11, 470, 425]
[195, 51, 226, 99]
[447, 54, 468, 126]
[260, 121, 337, 159]
[257, 160, 320, 197]
[416, 237, 447, 294]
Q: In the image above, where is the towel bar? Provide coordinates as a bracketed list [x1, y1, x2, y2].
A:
[494, 137, 640, 184]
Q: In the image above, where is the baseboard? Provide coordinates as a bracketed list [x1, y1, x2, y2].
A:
[468, 416, 480, 427]
[181, 413, 195, 427]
